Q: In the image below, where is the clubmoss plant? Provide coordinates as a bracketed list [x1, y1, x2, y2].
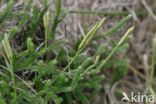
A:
[0, 0, 134, 104]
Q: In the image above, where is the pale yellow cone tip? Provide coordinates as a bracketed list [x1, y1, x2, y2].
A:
[128, 14, 132, 18]
[126, 26, 135, 34]
[97, 17, 106, 28]
[101, 17, 106, 24]
[129, 26, 135, 30]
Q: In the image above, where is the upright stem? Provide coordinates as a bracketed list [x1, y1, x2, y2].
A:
[149, 35, 156, 91]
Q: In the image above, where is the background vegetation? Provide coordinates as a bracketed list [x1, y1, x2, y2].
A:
[0, 0, 156, 104]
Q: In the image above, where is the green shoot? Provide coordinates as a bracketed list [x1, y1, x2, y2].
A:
[2, 34, 17, 101]
[97, 26, 134, 70]
[64, 17, 105, 71]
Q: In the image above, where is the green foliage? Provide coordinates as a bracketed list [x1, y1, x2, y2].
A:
[0, 0, 134, 104]
[0, 0, 14, 25]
